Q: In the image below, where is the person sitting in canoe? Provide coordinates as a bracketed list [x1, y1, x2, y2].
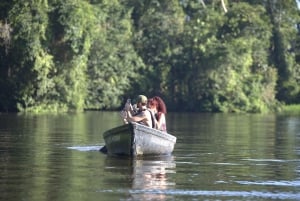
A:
[121, 95, 154, 128]
[148, 96, 167, 132]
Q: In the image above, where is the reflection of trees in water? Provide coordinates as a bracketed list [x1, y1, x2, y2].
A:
[104, 155, 176, 200]
[104, 156, 134, 188]
[132, 155, 176, 200]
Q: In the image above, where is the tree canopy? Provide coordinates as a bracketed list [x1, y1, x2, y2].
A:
[0, 0, 299, 113]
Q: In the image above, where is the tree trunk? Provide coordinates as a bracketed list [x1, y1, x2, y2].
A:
[221, 0, 228, 13]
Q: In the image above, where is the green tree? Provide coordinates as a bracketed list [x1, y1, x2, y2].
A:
[128, 0, 185, 97]
[0, 0, 14, 111]
[49, 0, 98, 111]
[171, 2, 277, 112]
[0, 0, 298, 113]
[1, 0, 98, 112]
[265, 0, 300, 104]
[7, 0, 56, 112]
[85, 0, 145, 110]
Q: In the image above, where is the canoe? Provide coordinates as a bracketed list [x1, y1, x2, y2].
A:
[102, 122, 176, 156]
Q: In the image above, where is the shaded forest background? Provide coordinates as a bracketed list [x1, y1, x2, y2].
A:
[0, 0, 299, 113]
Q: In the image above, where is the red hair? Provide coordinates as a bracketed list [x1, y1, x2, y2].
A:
[148, 96, 167, 121]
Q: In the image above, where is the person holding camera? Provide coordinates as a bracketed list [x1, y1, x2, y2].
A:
[121, 95, 153, 128]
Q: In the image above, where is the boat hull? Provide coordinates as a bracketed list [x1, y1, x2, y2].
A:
[103, 123, 176, 156]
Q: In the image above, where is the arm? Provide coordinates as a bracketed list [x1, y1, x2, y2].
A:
[157, 113, 167, 131]
[126, 110, 146, 123]
[126, 110, 153, 128]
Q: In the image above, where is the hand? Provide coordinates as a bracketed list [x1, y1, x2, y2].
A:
[124, 103, 132, 111]
[120, 110, 128, 124]
[132, 104, 137, 112]
[120, 110, 127, 119]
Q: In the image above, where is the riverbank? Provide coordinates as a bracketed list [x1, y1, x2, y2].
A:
[281, 104, 300, 115]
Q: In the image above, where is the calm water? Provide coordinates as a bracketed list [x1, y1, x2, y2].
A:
[0, 111, 299, 201]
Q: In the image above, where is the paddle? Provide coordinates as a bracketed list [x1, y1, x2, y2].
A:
[99, 145, 107, 154]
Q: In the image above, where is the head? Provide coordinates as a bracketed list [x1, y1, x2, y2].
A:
[136, 95, 148, 107]
[153, 96, 167, 114]
[148, 98, 157, 109]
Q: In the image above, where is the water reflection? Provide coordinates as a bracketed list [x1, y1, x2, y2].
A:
[1, 112, 299, 201]
[104, 155, 176, 200]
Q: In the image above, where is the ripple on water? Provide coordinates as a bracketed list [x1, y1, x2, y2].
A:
[236, 180, 300, 187]
[96, 189, 300, 200]
[242, 158, 300, 163]
[67, 145, 102, 151]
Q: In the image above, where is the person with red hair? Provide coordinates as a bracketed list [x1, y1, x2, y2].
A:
[148, 96, 167, 132]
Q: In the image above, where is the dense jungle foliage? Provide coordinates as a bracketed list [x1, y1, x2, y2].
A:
[0, 0, 299, 113]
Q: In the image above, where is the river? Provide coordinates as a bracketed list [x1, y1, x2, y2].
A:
[0, 111, 299, 200]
